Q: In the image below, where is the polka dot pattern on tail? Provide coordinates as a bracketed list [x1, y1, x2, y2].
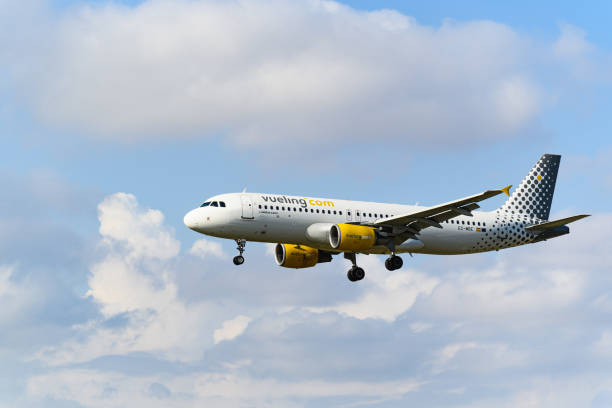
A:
[499, 154, 560, 221]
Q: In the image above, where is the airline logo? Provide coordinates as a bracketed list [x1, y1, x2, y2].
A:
[261, 195, 335, 208]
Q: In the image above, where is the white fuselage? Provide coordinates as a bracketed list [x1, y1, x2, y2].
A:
[184, 192, 541, 255]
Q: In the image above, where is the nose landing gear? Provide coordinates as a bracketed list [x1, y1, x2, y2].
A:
[344, 252, 365, 282]
[233, 239, 246, 265]
[385, 255, 403, 271]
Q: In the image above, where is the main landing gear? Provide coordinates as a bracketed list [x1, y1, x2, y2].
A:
[385, 255, 403, 271]
[233, 239, 246, 265]
[345, 253, 365, 282]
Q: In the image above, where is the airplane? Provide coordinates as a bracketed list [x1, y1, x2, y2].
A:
[184, 154, 590, 282]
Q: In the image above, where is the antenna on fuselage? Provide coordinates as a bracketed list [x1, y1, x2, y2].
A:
[242, 187, 247, 193]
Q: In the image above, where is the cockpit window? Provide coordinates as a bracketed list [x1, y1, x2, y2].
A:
[211, 201, 219, 207]
[200, 202, 211, 207]
[220, 201, 226, 207]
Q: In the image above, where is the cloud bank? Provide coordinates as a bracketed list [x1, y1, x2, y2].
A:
[14, 190, 612, 407]
[4, 0, 557, 147]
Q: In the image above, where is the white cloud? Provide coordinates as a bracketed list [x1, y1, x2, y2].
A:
[409, 321, 433, 333]
[97, 193, 179, 261]
[214, 315, 252, 344]
[189, 238, 227, 260]
[553, 23, 594, 59]
[420, 266, 584, 324]
[37, 193, 223, 365]
[431, 342, 526, 374]
[26, 369, 422, 407]
[0, 265, 40, 327]
[308, 256, 439, 322]
[593, 330, 612, 358]
[7, 0, 550, 147]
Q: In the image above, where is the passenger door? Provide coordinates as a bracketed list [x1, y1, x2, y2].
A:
[240, 195, 254, 219]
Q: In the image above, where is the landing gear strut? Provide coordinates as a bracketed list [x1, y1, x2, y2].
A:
[344, 252, 365, 282]
[385, 254, 403, 271]
[233, 239, 246, 265]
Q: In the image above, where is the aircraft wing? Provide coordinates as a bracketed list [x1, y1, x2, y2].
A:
[373, 186, 512, 234]
[525, 214, 590, 231]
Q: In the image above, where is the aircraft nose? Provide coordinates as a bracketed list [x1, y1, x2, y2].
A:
[184, 209, 201, 231]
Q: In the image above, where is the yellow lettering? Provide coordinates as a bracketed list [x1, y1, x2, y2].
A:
[306, 198, 336, 207]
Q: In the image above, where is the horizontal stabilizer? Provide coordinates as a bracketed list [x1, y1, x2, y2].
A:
[526, 214, 590, 231]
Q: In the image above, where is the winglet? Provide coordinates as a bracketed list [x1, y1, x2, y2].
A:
[501, 185, 512, 197]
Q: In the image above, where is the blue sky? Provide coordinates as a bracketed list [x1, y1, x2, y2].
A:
[1, 1, 612, 407]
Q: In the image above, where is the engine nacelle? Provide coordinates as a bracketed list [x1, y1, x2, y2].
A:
[275, 243, 322, 268]
[329, 224, 376, 252]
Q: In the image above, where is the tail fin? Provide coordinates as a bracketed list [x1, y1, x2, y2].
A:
[499, 154, 561, 220]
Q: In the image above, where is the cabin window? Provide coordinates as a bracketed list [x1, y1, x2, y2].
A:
[461, 220, 465, 224]
[483, 222, 486, 226]
[328, 210, 331, 214]
[348, 211, 351, 216]
[299, 208, 302, 212]
[264, 205, 268, 209]
[310, 209, 314, 213]
[333, 210, 337, 214]
[316, 209, 320, 213]
[339, 211, 343, 215]
[357, 212, 360, 216]
[282, 207, 285, 211]
[276, 206, 279, 210]
[294, 208, 297, 212]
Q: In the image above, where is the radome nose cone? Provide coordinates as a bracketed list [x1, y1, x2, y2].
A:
[184, 209, 200, 230]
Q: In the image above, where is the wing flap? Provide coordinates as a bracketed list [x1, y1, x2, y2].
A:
[374, 187, 509, 228]
[525, 214, 590, 231]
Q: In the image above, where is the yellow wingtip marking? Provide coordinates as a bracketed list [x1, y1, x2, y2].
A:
[501, 185, 512, 196]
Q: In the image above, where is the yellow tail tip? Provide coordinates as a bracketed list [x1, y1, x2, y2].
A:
[501, 185, 512, 196]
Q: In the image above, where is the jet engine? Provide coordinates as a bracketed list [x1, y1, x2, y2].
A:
[329, 224, 376, 251]
[274, 243, 332, 268]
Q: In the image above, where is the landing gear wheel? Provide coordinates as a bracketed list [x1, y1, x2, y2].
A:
[385, 255, 403, 271]
[347, 266, 365, 282]
[344, 253, 365, 282]
[233, 239, 247, 265]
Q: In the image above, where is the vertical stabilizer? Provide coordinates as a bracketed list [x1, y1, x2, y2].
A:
[499, 154, 561, 220]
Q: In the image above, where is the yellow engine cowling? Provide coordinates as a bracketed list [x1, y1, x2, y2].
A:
[329, 224, 376, 251]
[275, 243, 319, 268]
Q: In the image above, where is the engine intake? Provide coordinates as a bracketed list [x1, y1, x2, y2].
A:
[329, 224, 376, 252]
[275, 243, 331, 268]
